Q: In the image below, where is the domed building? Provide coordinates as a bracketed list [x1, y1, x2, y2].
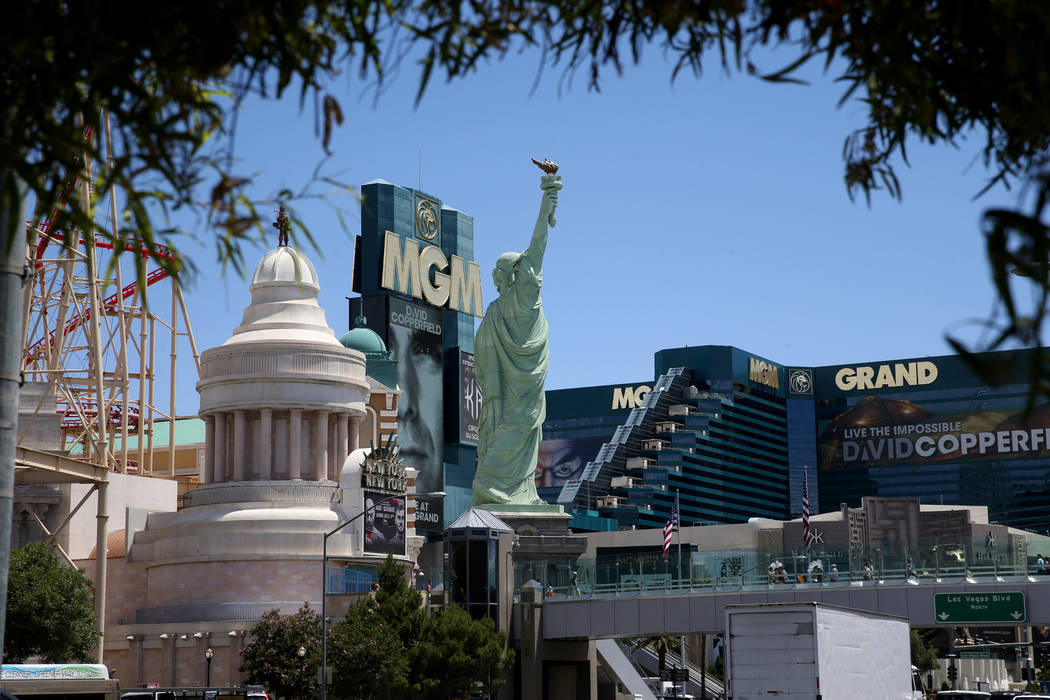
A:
[339, 313, 398, 391]
[340, 314, 386, 355]
[82, 244, 421, 688]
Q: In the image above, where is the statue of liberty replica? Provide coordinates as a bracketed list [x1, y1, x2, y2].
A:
[472, 160, 562, 507]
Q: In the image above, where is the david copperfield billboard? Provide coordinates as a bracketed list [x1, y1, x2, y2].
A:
[387, 297, 444, 494]
[818, 398, 1050, 468]
[813, 350, 1050, 526]
[816, 355, 1050, 469]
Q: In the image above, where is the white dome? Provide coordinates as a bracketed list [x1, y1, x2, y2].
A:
[221, 246, 340, 347]
[250, 247, 320, 292]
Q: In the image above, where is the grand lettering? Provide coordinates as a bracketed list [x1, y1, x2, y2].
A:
[834, 361, 938, 391]
[381, 230, 483, 318]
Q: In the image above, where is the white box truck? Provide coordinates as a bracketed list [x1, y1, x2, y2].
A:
[724, 602, 916, 700]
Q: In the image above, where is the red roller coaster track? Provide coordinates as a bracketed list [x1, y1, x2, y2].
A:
[26, 235, 175, 360]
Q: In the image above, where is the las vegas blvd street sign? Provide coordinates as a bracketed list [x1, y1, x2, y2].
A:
[934, 592, 1027, 623]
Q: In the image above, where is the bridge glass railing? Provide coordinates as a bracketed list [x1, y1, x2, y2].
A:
[514, 533, 1050, 601]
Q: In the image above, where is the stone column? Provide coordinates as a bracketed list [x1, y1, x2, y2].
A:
[204, 415, 215, 484]
[127, 635, 144, 688]
[335, 413, 349, 480]
[233, 410, 247, 481]
[349, 415, 362, 452]
[227, 632, 243, 686]
[315, 411, 329, 481]
[289, 409, 302, 479]
[327, 424, 336, 481]
[160, 633, 176, 686]
[214, 413, 227, 482]
[259, 408, 273, 480]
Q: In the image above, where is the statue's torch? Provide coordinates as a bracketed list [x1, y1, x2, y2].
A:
[532, 157, 562, 228]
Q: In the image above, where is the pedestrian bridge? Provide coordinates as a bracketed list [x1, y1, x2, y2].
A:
[515, 549, 1050, 639]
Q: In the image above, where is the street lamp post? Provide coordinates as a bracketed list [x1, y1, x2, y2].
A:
[204, 647, 213, 688]
[319, 490, 445, 700]
[297, 645, 306, 700]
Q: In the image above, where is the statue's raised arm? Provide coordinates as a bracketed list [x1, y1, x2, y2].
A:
[471, 161, 563, 507]
[526, 172, 561, 273]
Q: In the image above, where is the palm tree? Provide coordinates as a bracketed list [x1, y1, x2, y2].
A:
[628, 635, 684, 672]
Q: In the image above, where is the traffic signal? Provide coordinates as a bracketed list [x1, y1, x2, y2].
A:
[947, 664, 958, 682]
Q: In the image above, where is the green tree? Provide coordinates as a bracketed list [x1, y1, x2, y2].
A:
[328, 555, 423, 695]
[415, 604, 515, 699]
[326, 556, 512, 697]
[241, 604, 321, 700]
[372, 554, 425, 651]
[328, 597, 409, 699]
[910, 630, 939, 674]
[5, 542, 97, 663]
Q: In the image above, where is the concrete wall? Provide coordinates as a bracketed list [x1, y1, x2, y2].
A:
[515, 589, 597, 700]
[145, 559, 318, 608]
[106, 627, 247, 689]
[78, 554, 149, 628]
[65, 473, 178, 559]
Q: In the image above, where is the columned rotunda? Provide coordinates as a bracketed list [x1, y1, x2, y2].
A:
[93, 244, 413, 688]
[196, 245, 370, 485]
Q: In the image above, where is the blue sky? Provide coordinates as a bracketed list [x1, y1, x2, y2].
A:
[144, 47, 1020, 415]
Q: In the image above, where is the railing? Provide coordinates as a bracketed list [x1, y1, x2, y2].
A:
[514, 533, 1050, 602]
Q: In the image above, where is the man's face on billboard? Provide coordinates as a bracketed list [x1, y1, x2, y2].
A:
[389, 322, 443, 493]
[536, 438, 602, 487]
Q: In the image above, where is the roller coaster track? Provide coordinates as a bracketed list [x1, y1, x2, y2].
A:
[20, 115, 199, 479]
[26, 231, 175, 360]
[25, 124, 176, 360]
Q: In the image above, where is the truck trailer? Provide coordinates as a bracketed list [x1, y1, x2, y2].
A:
[724, 602, 917, 700]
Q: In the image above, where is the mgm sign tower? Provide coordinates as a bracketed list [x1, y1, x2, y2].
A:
[351, 180, 483, 532]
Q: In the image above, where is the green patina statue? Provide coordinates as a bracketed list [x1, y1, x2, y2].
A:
[471, 164, 562, 506]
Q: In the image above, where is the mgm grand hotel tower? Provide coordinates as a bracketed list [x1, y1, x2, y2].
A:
[541, 345, 1050, 533]
[349, 180, 484, 535]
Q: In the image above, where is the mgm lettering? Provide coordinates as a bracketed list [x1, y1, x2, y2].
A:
[749, 358, 779, 390]
[612, 384, 651, 410]
[361, 458, 407, 492]
[381, 230, 483, 317]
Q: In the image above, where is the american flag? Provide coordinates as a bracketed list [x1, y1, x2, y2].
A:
[802, 470, 813, 549]
[663, 493, 679, 556]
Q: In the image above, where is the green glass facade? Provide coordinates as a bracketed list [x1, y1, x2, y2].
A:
[542, 345, 1050, 533]
[544, 346, 792, 530]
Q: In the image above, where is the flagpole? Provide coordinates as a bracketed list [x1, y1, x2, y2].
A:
[802, 468, 812, 577]
[676, 490, 683, 583]
[676, 490, 686, 687]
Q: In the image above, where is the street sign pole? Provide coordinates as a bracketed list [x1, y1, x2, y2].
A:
[948, 627, 958, 690]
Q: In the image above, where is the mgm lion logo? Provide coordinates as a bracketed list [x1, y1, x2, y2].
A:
[789, 368, 813, 395]
[415, 197, 439, 241]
